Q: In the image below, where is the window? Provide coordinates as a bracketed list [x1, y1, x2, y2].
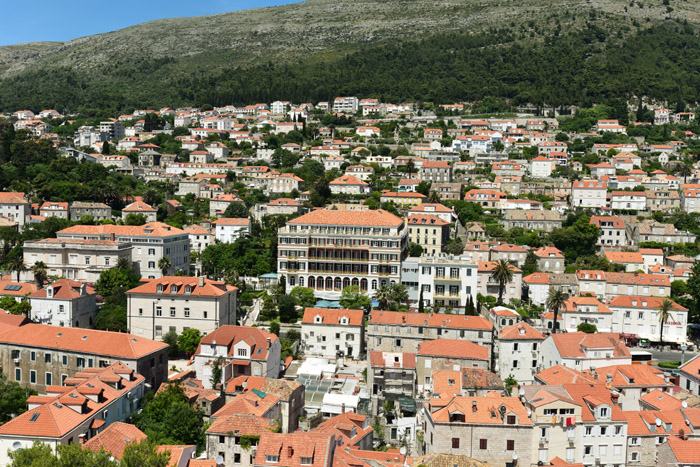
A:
[599, 445, 607, 456]
[62, 355, 68, 365]
[600, 427, 607, 436]
[30, 370, 36, 384]
[600, 407, 609, 417]
[451, 438, 459, 449]
[506, 440, 515, 451]
[156, 307, 162, 317]
[237, 348, 247, 357]
[479, 439, 487, 450]
[184, 308, 190, 318]
[170, 307, 176, 317]
[155, 326, 162, 338]
[584, 446, 592, 455]
[513, 343, 519, 351]
[148, 248, 156, 255]
[585, 426, 592, 436]
[77, 357, 85, 368]
[30, 351, 36, 362]
[265, 455, 279, 463]
[300, 457, 313, 465]
[615, 425, 622, 435]
[507, 415, 516, 425]
[15, 368, 20, 381]
[45, 373, 52, 385]
[395, 339, 401, 347]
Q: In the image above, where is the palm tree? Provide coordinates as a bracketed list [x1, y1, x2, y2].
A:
[31, 261, 48, 288]
[428, 190, 441, 203]
[545, 288, 568, 334]
[406, 159, 415, 178]
[658, 299, 675, 348]
[375, 284, 392, 310]
[490, 259, 514, 305]
[116, 257, 131, 270]
[5, 255, 27, 283]
[158, 257, 172, 277]
[678, 163, 693, 184]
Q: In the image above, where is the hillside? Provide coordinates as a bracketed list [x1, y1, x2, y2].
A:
[0, 0, 699, 112]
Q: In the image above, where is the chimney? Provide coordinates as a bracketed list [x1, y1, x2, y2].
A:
[342, 403, 346, 414]
[199, 276, 204, 287]
[606, 373, 613, 384]
[267, 337, 271, 349]
[472, 401, 478, 413]
[287, 446, 294, 457]
[79, 434, 87, 445]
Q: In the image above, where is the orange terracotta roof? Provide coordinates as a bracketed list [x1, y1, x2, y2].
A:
[548, 332, 630, 358]
[369, 310, 492, 330]
[641, 389, 683, 411]
[369, 351, 416, 369]
[206, 413, 277, 436]
[83, 422, 147, 460]
[608, 296, 686, 311]
[254, 432, 334, 467]
[418, 339, 488, 360]
[405, 214, 449, 226]
[288, 209, 403, 227]
[429, 394, 533, 425]
[58, 222, 185, 238]
[302, 308, 364, 326]
[313, 411, 372, 447]
[535, 365, 596, 385]
[499, 322, 544, 340]
[197, 326, 277, 360]
[127, 276, 235, 297]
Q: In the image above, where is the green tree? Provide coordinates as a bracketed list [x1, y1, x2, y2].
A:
[31, 261, 48, 288]
[428, 190, 440, 203]
[408, 242, 423, 257]
[121, 440, 170, 467]
[504, 375, 517, 395]
[260, 294, 278, 321]
[545, 288, 567, 334]
[8, 440, 116, 467]
[418, 289, 425, 313]
[577, 322, 597, 333]
[116, 257, 131, 270]
[209, 356, 224, 391]
[177, 328, 202, 357]
[223, 202, 250, 219]
[0, 370, 37, 424]
[442, 238, 464, 255]
[163, 330, 179, 359]
[658, 298, 675, 347]
[5, 255, 26, 282]
[158, 257, 172, 276]
[550, 214, 599, 262]
[339, 285, 371, 310]
[131, 381, 205, 449]
[521, 251, 539, 276]
[389, 283, 409, 307]
[375, 284, 392, 310]
[686, 261, 700, 323]
[124, 213, 148, 226]
[94, 286, 128, 332]
[269, 320, 281, 336]
[0, 296, 31, 316]
[95, 267, 141, 298]
[290, 286, 316, 309]
[490, 259, 514, 305]
[277, 294, 298, 323]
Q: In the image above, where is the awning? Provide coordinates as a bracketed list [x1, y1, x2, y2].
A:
[230, 360, 251, 366]
[621, 333, 641, 339]
[90, 419, 105, 430]
[399, 397, 417, 413]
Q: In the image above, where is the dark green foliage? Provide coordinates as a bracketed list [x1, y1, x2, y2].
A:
[222, 202, 250, 219]
[131, 382, 206, 450]
[177, 328, 202, 357]
[577, 322, 598, 333]
[550, 213, 600, 263]
[5, 24, 700, 112]
[200, 237, 274, 278]
[95, 267, 141, 298]
[163, 330, 179, 359]
[0, 370, 37, 424]
[8, 441, 117, 467]
[277, 294, 298, 323]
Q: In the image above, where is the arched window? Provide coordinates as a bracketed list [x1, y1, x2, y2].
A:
[371, 280, 378, 290]
[334, 277, 342, 290]
[325, 277, 333, 289]
[343, 278, 350, 289]
[317, 276, 324, 289]
[308, 277, 315, 288]
[352, 278, 359, 287]
[360, 279, 368, 291]
[299, 277, 305, 287]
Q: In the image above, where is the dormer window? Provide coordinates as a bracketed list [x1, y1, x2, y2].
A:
[600, 407, 609, 418]
[47, 288, 53, 298]
[157, 284, 165, 293]
[314, 315, 322, 324]
[170, 285, 178, 294]
[266, 455, 279, 463]
[340, 317, 348, 325]
[300, 457, 313, 465]
[184, 285, 192, 294]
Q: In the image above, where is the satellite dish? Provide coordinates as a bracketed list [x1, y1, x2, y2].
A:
[682, 401, 688, 408]
[242, 381, 248, 389]
[399, 447, 407, 456]
[215, 455, 224, 465]
[519, 387, 525, 396]
[655, 418, 662, 426]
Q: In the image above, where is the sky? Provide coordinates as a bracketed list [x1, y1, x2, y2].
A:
[0, 0, 300, 46]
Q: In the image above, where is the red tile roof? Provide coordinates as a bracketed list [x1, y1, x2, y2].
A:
[288, 209, 403, 227]
[548, 332, 630, 358]
[369, 351, 416, 369]
[30, 279, 95, 299]
[429, 394, 532, 425]
[369, 310, 492, 330]
[418, 339, 488, 360]
[197, 325, 277, 360]
[254, 432, 334, 467]
[302, 307, 364, 326]
[127, 277, 236, 297]
[406, 214, 449, 226]
[206, 413, 277, 436]
[83, 422, 147, 460]
[499, 322, 544, 340]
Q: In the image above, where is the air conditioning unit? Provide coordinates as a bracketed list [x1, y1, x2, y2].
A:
[13, 358, 20, 365]
[594, 456, 601, 464]
[539, 438, 547, 446]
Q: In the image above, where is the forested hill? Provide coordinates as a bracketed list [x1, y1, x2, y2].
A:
[0, 0, 699, 113]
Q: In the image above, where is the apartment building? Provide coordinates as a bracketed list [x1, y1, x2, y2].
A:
[332, 96, 359, 113]
[540, 332, 632, 372]
[194, 325, 280, 389]
[184, 224, 212, 254]
[416, 339, 489, 392]
[556, 296, 614, 333]
[98, 120, 125, 140]
[127, 276, 237, 340]
[69, 201, 111, 221]
[0, 315, 168, 392]
[610, 191, 647, 211]
[407, 203, 457, 224]
[266, 172, 304, 195]
[628, 220, 697, 245]
[329, 174, 370, 195]
[571, 181, 607, 208]
[300, 307, 364, 359]
[646, 189, 681, 212]
[29, 279, 97, 328]
[206, 414, 274, 467]
[477, 261, 523, 304]
[419, 161, 452, 183]
[210, 194, 245, 217]
[503, 210, 563, 232]
[464, 189, 507, 210]
[490, 243, 528, 267]
[224, 376, 305, 433]
[367, 351, 416, 415]
[121, 200, 157, 222]
[405, 214, 449, 255]
[576, 270, 671, 299]
[0, 363, 145, 466]
[421, 394, 534, 466]
[530, 156, 555, 178]
[56, 222, 190, 278]
[609, 296, 688, 345]
[277, 209, 408, 300]
[367, 310, 493, 355]
[533, 246, 565, 274]
[39, 201, 69, 219]
[0, 192, 31, 228]
[497, 322, 544, 385]
[590, 216, 628, 247]
[412, 254, 478, 311]
[214, 218, 251, 243]
[22, 238, 133, 282]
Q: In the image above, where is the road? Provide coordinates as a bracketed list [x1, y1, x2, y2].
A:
[241, 297, 262, 327]
[630, 346, 697, 365]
